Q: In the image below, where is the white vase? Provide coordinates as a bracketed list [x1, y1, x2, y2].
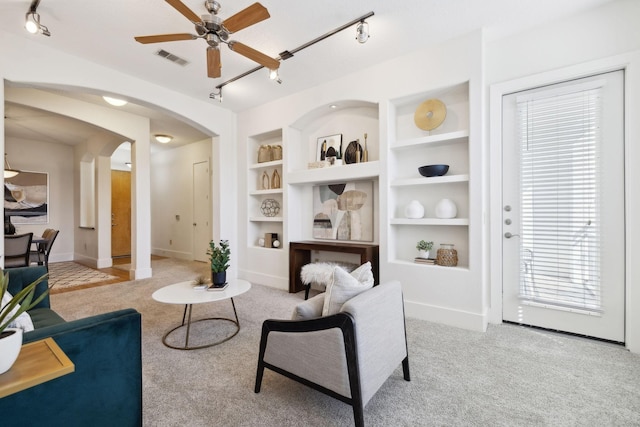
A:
[0, 328, 23, 374]
[435, 198, 457, 219]
[404, 200, 425, 219]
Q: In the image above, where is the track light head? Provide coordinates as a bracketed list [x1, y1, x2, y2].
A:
[24, 1, 51, 37]
[210, 88, 223, 103]
[356, 20, 369, 44]
[269, 69, 282, 84]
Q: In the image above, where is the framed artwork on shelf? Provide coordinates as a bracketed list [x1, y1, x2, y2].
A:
[312, 180, 373, 242]
[4, 171, 49, 225]
[316, 134, 342, 161]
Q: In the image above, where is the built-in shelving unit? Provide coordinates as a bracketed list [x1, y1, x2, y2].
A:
[387, 82, 470, 268]
[247, 129, 284, 250]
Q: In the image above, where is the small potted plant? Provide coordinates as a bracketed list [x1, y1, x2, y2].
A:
[0, 270, 49, 374]
[416, 240, 434, 259]
[207, 240, 230, 287]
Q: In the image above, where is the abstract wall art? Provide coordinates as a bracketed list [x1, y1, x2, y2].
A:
[312, 180, 373, 242]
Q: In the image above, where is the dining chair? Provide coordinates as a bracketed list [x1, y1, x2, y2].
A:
[4, 232, 34, 268]
[29, 229, 59, 271]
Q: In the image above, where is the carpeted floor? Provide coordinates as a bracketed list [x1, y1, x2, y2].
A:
[49, 258, 640, 426]
[48, 262, 120, 293]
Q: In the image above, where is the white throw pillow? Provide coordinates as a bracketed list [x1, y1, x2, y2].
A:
[1, 290, 35, 332]
[322, 262, 374, 316]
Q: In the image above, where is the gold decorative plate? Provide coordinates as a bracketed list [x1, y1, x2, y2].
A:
[414, 99, 447, 131]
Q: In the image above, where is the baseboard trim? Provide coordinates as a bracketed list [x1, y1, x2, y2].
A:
[404, 299, 488, 332]
[239, 269, 288, 291]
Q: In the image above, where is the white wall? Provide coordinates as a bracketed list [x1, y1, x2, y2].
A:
[1, 30, 236, 278]
[4, 137, 74, 263]
[487, 0, 640, 351]
[151, 138, 212, 260]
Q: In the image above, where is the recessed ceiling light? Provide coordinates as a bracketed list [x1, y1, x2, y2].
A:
[154, 134, 173, 144]
[330, 104, 338, 109]
[103, 96, 128, 107]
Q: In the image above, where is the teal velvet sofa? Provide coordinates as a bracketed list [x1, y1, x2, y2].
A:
[0, 266, 142, 427]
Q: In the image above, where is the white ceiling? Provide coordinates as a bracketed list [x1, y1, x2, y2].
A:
[1, 0, 615, 149]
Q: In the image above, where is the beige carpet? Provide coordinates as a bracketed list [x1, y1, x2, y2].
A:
[48, 262, 119, 292]
[48, 258, 640, 427]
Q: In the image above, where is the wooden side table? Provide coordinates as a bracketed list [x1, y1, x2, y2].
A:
[289, 241, 379, 293]
[0, 337, 74, 398]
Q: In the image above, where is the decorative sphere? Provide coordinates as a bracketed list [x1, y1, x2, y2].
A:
[435, 198, 457, 219]
[260, 199, 280, 217]
[404, 200, 425, 219]
[273, 239, 281, 248]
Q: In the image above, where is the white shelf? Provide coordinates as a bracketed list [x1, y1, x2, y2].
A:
[288, 160, 380, 185]
[390, 218, 469, 226]
[250, 189, 283, 196]
[391, 174, 469, 187]
[249, 160, 283, 169]
[390, 259, 470, 271]
[392, 130, 469, 150]
[249, 216, 283, 222]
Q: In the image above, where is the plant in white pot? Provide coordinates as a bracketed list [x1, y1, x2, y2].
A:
[0, 269, 49, 374]
[416, 240, 434, 259]
[207, 240, 230, 288]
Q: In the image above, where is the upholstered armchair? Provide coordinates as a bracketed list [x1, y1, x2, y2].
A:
[255, 272, 410, 427]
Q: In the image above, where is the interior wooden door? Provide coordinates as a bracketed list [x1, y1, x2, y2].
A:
[111, 170, 131, 258]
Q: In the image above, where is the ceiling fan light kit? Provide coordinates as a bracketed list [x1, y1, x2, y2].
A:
[135, 0, 278, 79]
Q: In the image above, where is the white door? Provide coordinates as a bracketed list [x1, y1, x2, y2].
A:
[193, 160, 211, 262]
[502, 71, 625, 342]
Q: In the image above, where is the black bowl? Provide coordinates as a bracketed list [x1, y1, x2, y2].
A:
[418, 164, 449, 177]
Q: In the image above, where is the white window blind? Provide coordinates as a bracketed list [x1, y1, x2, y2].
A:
[517, 84, 602, 312]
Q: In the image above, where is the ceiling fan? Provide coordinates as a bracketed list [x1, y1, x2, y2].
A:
[134, 0, 280, 78]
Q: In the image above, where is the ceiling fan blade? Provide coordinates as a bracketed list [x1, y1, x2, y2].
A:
[229, 41, 279, 70]
[207, 47, 222, 78]
[134, 33, 196, 44]
[223, 2, 270, 33]
[165, 0, 202, 24]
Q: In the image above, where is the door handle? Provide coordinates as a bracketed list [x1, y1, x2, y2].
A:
[504, 232, 520, 239]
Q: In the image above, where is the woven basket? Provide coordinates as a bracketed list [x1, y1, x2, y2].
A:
[436, 244, 458, 267]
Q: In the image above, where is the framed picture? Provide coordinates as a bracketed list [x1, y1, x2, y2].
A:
[4, 171, 49, 224]
[316, 134, 342, 161]
[312, 180, 373, 241]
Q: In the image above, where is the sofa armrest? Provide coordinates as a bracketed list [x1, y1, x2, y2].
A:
[6, 265, 50, 309]
[0, 308, 142, 427]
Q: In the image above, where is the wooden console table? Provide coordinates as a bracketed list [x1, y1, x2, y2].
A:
[0, 337, 74, 398]
[289, 241, 379, 293]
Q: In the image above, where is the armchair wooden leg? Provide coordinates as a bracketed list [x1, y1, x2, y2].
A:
[255, 361, 265, 393]
[304, 284, 310, 300]
[402, 356, 410, 381]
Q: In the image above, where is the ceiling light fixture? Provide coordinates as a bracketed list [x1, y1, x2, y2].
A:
[102, 96, 128, 107]
[24, 0, 51, 37]
[154, 134, 173, 144]
[356, 20, 369, 44]
[125, 162, 132, 168]
[4, 154, 20, 179]
[269, 69, 282, 84]
[210, 11, 374, 99]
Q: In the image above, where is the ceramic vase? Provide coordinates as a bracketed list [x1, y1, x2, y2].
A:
[404, 200, 425, 219]
[417, 250, 430, 259]
[435, 198, 457, 219]
[0, 328, 23, 374]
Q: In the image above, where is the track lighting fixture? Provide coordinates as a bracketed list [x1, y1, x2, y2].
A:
[24, 0, 51, 37]
[269, 69, 282, 84]
[211, 11, 374, 101]
[209, 88, 223, 103]
[356, 20, 369, 44]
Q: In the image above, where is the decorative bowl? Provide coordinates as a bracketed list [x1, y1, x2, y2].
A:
[418, 164, 449, 177]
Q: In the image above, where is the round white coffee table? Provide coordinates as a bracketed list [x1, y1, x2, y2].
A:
[152, 278, 251, 350]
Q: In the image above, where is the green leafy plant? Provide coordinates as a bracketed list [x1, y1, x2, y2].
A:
[207, 240, 230, 273]
[0, 270, 50, 336]
[416, 240, 434, 251]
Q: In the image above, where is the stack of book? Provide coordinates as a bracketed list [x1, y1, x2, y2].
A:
[414, 257, 436, 265]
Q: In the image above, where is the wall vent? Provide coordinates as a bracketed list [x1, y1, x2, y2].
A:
[155, 49, 189, 66]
